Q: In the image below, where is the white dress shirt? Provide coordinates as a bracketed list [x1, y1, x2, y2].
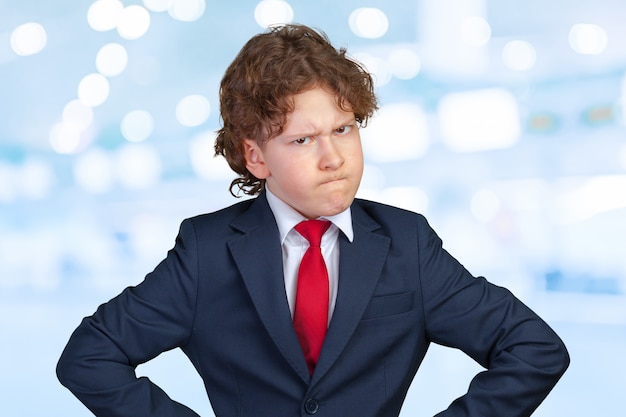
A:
[265, 187, 354, 323]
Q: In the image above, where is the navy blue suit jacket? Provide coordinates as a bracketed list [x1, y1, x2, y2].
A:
[57, 192, 569, 416]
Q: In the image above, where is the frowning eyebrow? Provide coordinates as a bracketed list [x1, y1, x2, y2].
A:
[281, 116, 357, 139]
[336, 116, 358, 127]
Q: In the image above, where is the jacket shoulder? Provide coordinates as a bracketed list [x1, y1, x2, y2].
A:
[180, 197, 258, 235]
[353, 198, 426, 223]
[351, 198, 435, 244]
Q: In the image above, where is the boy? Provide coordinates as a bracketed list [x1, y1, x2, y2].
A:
[57, 24, 569, 417]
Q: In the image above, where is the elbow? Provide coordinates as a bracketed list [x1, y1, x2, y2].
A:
[540, 335, 570, 384]
[555, 339, 570, 378]
[56, 346, 80, 391]
[56, 358, 69, 388]
[56, 324, 96, 392]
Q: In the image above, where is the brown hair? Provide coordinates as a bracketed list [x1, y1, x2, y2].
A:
[214, 24, 378, 196]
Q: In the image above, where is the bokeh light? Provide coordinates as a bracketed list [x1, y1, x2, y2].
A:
[143, 0, 170, 13]
[77, 73, 110, 107]
[50, 123, 83, 154]
[168, 0, 206, 22]
[115, 144, 162, 189]
[254, 0, 294, 28]
[117, 5, 151, 40]
[361, 102, 429, 162]
[569, 23, 608, 55]
[73, 149, 115, 194]
[96, 43, 128, 77]
[460, 16, 491, 47]
[502, 40, 537, 71]
[121, 110, 155, 142]
[87, 0, 124, 32]
[20, 159, 55, 200]
[10, 22, 47, 56]
[62, 99, 94, 132]
[349, 8, 388, 39]
[388, 47, 421, 80]
[176, 94, 211, 127]
[438, 88, 521, 153]
[50, 123, 81, 154]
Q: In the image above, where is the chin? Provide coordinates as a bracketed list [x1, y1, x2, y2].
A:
[324, 197, 353, 216]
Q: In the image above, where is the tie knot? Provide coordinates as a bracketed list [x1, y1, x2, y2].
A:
[295, 220, 331, 247]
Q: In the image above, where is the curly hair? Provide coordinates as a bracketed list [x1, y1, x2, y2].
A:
[214, 24, 378, 196]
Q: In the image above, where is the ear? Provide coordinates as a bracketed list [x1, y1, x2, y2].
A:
[243, 139, 270, 179]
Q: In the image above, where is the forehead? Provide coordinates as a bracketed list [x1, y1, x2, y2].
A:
[284, 88, 353, 126]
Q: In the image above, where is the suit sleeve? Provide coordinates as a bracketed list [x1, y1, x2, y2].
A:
[415, 216, 569, 417]
[56, 218, 202, 417]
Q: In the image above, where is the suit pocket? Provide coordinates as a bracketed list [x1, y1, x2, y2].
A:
[362, 291, 414, 320]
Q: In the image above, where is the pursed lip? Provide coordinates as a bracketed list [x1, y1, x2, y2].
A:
[320, 177, 346, 185]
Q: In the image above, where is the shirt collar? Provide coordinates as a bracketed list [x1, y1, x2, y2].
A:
[265, 186, 354, 243]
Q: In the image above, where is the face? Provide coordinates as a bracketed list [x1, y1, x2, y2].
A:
[243, 87, 364, 219]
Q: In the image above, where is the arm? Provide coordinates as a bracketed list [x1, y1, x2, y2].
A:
[416, 217, 569, 417]
[57, 219, 202, 417]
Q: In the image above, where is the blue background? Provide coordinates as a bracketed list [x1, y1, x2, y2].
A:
[1, 1, 625, 415]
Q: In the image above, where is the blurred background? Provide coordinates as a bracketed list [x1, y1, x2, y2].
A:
[1, 0, 625, 415]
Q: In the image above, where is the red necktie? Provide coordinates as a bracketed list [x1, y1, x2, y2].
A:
[293, 219, 331, 375]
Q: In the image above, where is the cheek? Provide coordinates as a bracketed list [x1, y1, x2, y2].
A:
[348, 147, 364, 176]
[354, 151, 364, 170]
[269, 160, 309, 192]
[344, 139, 363, 164]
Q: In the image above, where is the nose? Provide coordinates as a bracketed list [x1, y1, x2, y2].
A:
[318, 138, 344, 170]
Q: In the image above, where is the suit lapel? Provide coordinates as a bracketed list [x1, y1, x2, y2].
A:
[228, 195, 391, 385]
[227, 193, 311, 382]
[311, 202, 390, 385]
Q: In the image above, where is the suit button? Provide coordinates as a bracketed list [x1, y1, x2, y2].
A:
[304, 398, 319, 414]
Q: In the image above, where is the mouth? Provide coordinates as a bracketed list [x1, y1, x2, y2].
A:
[321, 177, 345, 185]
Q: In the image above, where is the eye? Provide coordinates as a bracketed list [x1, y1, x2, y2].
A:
[294, 136, 312, 145]
[335, 125, 353, 135]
